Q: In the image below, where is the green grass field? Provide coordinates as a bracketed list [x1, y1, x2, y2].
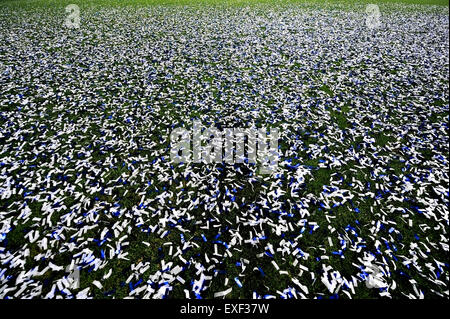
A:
[0, 0, 449, 7]
[0, 0, 448, 299]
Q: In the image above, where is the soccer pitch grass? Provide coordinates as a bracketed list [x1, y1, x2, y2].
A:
[0, 0, 448, 299]
[1, 0, 449, 7]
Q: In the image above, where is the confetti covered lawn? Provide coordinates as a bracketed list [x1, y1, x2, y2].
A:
[0, 0, 449, 299]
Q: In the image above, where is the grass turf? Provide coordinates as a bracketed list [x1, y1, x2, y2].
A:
[0, 0, 448, 299]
